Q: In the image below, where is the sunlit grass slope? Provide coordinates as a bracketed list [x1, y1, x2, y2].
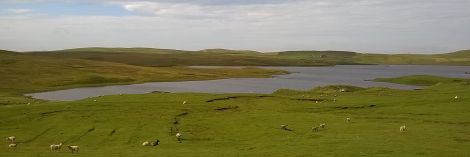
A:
[0, 76, 469, 156]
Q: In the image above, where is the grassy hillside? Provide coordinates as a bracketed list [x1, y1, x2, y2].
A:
[24, 48, 470, 66]
[0, 52, 286, 105]
[0, 76, 469, 156]
[29, 48, 332, 67]
[374, 75, 469, 86]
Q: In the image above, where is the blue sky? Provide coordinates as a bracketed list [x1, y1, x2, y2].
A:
[0, 0, 469, 53]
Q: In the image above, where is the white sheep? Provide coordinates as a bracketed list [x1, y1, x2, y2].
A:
[182, 101, 187, 104]
[142, 140, 160, 146]
[67, 145, 79, 153]
[6, 136, 15, 143]
[400, 124, 407, 132]
[93, 99, 97, 102]
[280, 124, 289, 130]
[151, 140, 160, 146]
[312, 126, 319, 132]
[454, 96, 459, 99]
[8, 143, 17, 148]
[176, 133, 183, 142]
[142, 141, 151, 146]
[346, 117, 351, 123]
[319, 123, 326, 128]
[50, 143, 63, 151]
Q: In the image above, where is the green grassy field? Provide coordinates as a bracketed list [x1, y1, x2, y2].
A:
[24, 48, 470, 66]
[0, 76, 469, 156]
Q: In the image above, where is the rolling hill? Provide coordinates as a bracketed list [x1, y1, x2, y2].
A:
[23, 48, 470, 67]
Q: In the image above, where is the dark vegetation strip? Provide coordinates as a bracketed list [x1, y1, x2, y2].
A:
[206, 95, 274, 102]
[65, 127, 96, 143]
[22, 128, 52, 143]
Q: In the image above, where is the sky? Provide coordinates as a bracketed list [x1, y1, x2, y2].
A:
[0, 0, 469, 53]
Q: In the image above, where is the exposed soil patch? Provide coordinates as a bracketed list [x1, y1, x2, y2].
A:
[206, 95, 274, 102]
[215, 106, 239, 111]
[41, 109, 72, 116]
[334, 104, 377, 110]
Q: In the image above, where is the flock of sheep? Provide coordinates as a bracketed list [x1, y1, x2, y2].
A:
[4, 132, 183, 153]
[280, 117, 408, 133]
[6, 95, 460, 154]
[5, 136, 80, 153]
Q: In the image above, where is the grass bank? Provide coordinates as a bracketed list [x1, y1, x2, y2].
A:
[0, 76, 469, 156]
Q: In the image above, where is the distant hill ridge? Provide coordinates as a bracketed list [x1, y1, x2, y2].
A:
[1, 48, 469, 66]
[445, 49, 470, 55]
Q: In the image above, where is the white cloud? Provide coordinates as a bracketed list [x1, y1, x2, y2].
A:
[0, 0, 469, 53]
[4, 8, 33, 14]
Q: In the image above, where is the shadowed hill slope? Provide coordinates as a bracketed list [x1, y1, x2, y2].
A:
[23, 48, 470, 66]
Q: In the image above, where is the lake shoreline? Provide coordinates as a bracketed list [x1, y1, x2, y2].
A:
[26, 65, 470, 101]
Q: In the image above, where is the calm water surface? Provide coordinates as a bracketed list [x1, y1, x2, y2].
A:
[26, 65, 470, 101]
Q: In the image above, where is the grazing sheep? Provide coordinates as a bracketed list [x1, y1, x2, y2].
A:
[280, 124, 288, 130]
[319, 123, 326, 128]
[8, 143, 17, 148]
[93, 99, 97, 102]
[339, 88, 346, 92]
[312, 126, 319, 132]
[67, 145, 79, 153]
[176, 133, 183, 142]
[346, 117, 351, 123]
[400, 125, 407, 132]
[151, 140, 160, 146]
[182, 101, 187, 104]
[50, 143, 63, 151]
[280, 124, 293, 131]
[6, 136, 15, 143]
[142, 140, 159, 146]
[142, 141, 151, 146]
[454, 96, 459, 99]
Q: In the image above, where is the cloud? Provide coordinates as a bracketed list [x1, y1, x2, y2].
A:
[122, 2, 213, 18]
[4, 8, 33, 14]
[0, 0, 469, 53]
